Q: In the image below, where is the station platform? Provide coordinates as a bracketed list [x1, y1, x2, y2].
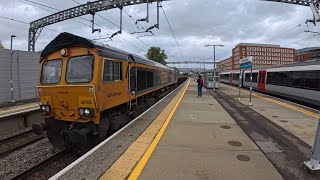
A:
[101, 80, 282, 180]
[0, 102, 39, 119]
[219, 83, 319, 146]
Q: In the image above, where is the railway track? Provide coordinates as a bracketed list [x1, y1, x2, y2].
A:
[4, 80, 188, 180]
[0, 130, 44, 158]
[9, 150, 79, 180]
[208, 89, 319, 180]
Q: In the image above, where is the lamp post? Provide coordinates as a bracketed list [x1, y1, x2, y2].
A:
[205, 44, 224, 90]
[10, 35, 16, 103]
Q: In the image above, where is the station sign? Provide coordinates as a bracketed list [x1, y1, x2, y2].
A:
[240, 56, 253, 69]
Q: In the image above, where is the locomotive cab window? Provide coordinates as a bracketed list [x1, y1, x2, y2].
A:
[66, 55, 94, 83]
[41, 59, 62, 84]
[103, 60, 122, 81]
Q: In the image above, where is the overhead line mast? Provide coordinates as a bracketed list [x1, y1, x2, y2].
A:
[264, 0, 320, 25]
[28, 0, 167, 52]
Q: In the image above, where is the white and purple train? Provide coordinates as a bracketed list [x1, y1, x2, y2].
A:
[220, 60, 320, 107]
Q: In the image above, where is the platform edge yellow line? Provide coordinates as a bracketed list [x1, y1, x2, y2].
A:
[127, 79, 190, 180]
[226, 84, 319, 119]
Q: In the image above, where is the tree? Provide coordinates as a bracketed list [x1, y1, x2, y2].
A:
[0, 40, 3, 48]
[146, 47, 168, 65]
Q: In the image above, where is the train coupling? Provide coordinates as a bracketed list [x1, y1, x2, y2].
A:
[32, 123, 47, 135]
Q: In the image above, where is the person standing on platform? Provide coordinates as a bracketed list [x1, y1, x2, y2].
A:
[197, 75, 204, 97]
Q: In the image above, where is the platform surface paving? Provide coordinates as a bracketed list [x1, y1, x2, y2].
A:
[219, 83, 318, 146]
[138, 81, 283, 180]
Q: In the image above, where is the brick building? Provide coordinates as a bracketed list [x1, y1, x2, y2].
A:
[217, 56, 232, 72]
[296, 47, 320, 62]
[219, 43, 296, 72]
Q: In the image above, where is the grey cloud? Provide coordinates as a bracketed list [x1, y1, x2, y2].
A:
[0, 0, 318, 63]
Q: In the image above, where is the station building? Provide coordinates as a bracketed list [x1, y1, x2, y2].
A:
[218, 43, 296, 72]
[296, 47, 320, 62]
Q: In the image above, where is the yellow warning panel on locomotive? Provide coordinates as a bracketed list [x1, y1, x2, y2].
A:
[79, 96, 95, 108]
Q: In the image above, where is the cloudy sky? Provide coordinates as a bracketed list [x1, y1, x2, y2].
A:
[0, 0, 318, 68]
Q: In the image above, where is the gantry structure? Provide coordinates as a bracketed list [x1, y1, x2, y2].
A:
[28, 0, 166, 52]
[265, 0, 320, 25]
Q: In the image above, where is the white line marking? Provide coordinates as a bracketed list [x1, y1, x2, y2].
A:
[0, 107, 40, 119]
[50, 82, 185, 180]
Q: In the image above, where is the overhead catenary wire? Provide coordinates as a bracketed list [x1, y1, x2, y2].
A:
[19, 0, 91, 28]
[283, 33, 320, 46]
[0, 15, 59, 33]
[73, 0, 161, 48]
[19, 0, 146, 52]
[71, 0, 152, 48]
[160, 3, 185, 61]
[268, 24, 302, 42]
[120, 4, 162, 47]
[0, 13, 144, 52]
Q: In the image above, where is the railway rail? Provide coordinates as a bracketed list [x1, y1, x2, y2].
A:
[0, 130, 44, 158]
[9, 150, 79, 180]
[207, 88, 319, 180]
[2, 78, 188, 180]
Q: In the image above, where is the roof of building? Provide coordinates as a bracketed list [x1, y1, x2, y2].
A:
[235, 43, 280, 48]
[218, 56, 232, 63]
[296, 47, 320, 53]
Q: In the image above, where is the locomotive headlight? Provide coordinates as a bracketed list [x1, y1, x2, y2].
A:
[60, 48, 68, 57]
[78, 108, 94, 117]
[40, 105, 51, 113]
[78, 108, 85, 116]
[45, 106, 50, 112]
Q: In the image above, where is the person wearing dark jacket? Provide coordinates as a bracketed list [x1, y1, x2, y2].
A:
[197, 75, 204, 97]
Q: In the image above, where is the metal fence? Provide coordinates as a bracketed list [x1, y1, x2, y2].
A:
[0, 49, 40, 104]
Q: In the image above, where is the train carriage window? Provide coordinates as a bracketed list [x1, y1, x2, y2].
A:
[66, 55, 94, 83]
[232, 74, 240, 81]
[304, 71, 320, 91]
[289, 71, 303, 88]
[137, 69, 147, 91]
[146, 71, 154, 88]
[103, 60, 114, 81]
[114, 62, 122, 81]
[41, 59, 62, 84]
[220, 74, 227, 80]
[103, 60, 123, 81]
[252, 73, 258, 82]
[267, 72, 276, 85]
[245, 73, 250, 82]
[277, 72, 289, 86]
